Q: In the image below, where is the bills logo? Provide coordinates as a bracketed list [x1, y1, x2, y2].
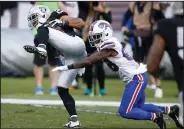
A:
[98, 22, 112, 30]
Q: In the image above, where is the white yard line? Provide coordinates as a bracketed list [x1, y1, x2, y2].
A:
[1, 98, 179, 107]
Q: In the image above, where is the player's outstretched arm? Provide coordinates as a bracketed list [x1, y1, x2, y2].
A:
[61, 16, 85, 29]
[72, 49, 113, 69]
[147, 34, 165, 73]
[52, 49, 117, 72]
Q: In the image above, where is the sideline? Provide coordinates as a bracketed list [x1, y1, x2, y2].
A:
[1, 98, 178, 107]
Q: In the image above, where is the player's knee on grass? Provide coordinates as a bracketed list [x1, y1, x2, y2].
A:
[118, 106, 127, 117]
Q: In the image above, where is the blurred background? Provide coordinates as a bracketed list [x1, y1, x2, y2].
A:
[1, 1, 182, 128]
[1, 1, 173, 78]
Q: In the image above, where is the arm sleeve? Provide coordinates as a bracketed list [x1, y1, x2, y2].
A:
[48, 9, 68, 21]
[152, 9, 165, 22]
[121, 9, 133, 27]
[100, 42, 116, 50]
[154, 20, 167, 39]
[34, 27, 49, 46]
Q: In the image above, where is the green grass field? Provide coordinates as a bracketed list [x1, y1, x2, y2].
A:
[1, 77, 179, 128]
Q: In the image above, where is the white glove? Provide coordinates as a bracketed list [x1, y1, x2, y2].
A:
[78, 68, 85, 76]
[49, 19, 63, 28]
[52, 65, 69, 72]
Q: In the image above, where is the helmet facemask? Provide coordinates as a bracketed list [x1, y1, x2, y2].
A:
[28, 13, 48, 29]
[27, 5, 50, 30]
[28, 13, 39, 30]
[88, 32, 105, 48]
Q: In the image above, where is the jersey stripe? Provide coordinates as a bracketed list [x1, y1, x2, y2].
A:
[100, 42, 115, 50]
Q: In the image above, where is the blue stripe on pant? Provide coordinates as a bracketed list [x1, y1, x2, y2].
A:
[118, 72, 168, 120]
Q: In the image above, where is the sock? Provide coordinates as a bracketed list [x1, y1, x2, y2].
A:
[37, 84, 42, 87]
[85, 66, 93, 89]
[118, 107, 152, 120]
[151, 113, 157, 121]
[57, 87, 77, 116]
[96, 63, 105, 89]
[157, 85, 161, 89]
[141, 104, 170, 114]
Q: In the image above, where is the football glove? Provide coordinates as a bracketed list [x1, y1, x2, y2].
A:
[48, 19, 69, 28]
[52, 65, 69, 72]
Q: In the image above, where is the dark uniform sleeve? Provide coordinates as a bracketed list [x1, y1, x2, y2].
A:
[48, 9, 68, 21]
[154, 19, 171, 40]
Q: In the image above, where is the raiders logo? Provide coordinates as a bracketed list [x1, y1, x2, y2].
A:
[39, 7, 47, 13]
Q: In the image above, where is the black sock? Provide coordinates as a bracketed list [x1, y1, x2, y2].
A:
[85, 65, 93, 89]
[96, 63, 105, 90]
[57, 87, 77, 116]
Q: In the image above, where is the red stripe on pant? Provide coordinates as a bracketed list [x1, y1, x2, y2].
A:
[126, 74, 143, 113]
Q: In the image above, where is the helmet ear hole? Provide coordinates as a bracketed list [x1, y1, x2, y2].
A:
[43, 15, 45, 18]
[106, 33, 108, 36]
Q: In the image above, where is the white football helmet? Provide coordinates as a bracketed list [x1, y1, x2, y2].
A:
[27, 5, 51, 29]
[88, 20, 113, 48]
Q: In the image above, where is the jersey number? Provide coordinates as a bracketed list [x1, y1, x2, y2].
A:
[103, 59, 119, 72]
[177, 27, 184, 60]
[55, 9, 64, 14]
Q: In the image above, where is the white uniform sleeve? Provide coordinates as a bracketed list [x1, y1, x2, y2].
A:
[100, 41, 116, 50]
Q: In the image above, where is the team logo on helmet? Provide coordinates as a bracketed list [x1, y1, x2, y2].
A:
[39, 7, 47, 13]
[98, 22, 112, 30]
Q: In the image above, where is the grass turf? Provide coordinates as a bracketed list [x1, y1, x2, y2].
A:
[1, 77, 179, 128]
[1, 104, 176, 128]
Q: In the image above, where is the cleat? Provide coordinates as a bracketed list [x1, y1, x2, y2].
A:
[23, 45, 37, 53]
[168, 105, 183, 128]
[154, 110, 166, 129]
[64, 116, 81, 128]
[23, 45, 47, 59]
[35, 87, 44, 95]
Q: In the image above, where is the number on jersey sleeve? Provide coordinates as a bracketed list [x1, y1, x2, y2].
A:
[48, 9, 68, 20]
[103, 59, 119, 72]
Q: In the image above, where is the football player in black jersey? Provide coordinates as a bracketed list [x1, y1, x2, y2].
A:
[147, 2, 184, 128]
[24, 5, 87, 128]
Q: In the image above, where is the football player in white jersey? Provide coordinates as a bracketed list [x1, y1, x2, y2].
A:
[53, 20, 180, 129]
[24, 5, 87, 128]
